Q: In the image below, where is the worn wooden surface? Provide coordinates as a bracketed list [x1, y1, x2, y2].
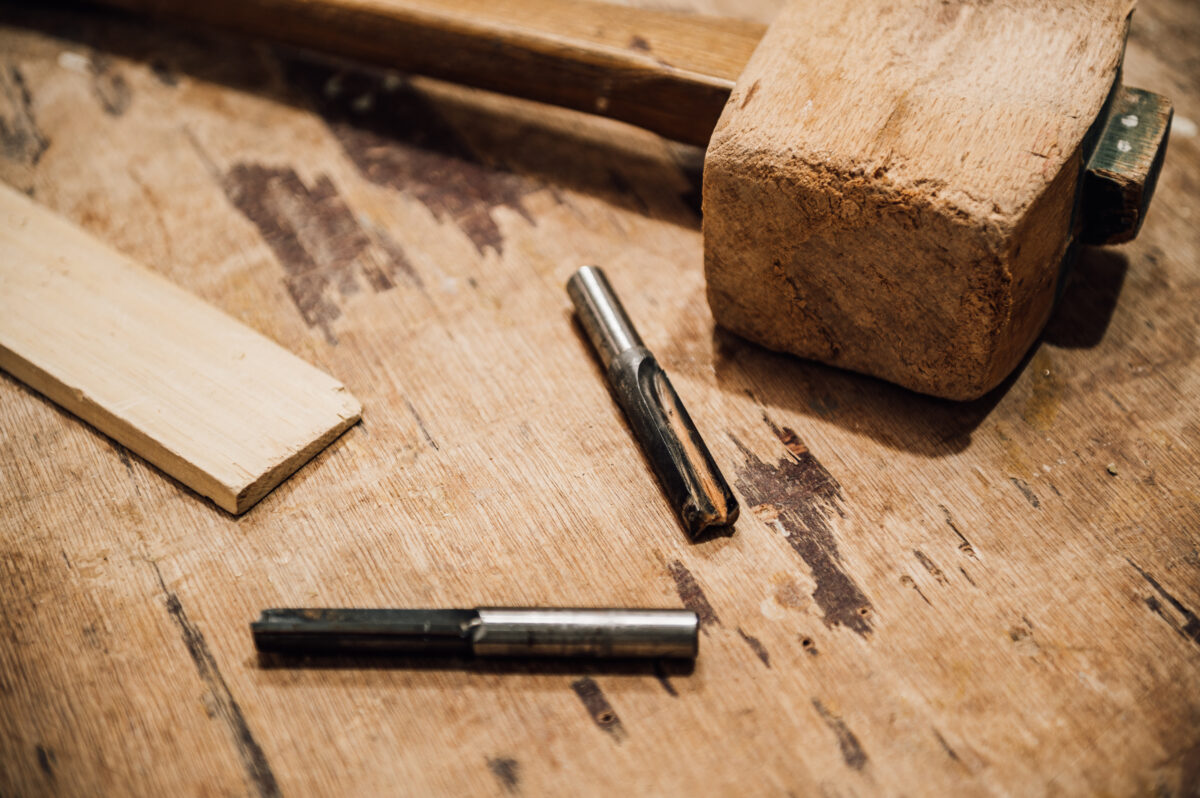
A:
[1, 0, 1198, 795]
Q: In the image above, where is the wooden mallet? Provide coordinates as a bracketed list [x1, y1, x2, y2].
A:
[95, 0, 1172, 399]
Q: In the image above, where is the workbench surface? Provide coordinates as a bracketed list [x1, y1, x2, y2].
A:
[2, 1, 1198, 795]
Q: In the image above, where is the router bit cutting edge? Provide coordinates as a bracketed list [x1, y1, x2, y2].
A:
[568, 266, 738, 539]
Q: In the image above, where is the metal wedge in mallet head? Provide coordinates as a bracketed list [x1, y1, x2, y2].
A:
[568, 265, 738, 540]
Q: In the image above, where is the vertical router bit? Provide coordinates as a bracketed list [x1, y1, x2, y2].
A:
[252, 607, 700, 659]
[567, 266, 738, 539]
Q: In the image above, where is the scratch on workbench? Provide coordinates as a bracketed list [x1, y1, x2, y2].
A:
[737, 627, 771, 667]
[34, 744, 55, 779]
[666, 560, 720, 631]
[931, 728, 963, 765]
[571, 677, 626, 743]
[812, 699, 868, 771]
[913, 550, 949, 585]
[486, 757, 520, 793]
[1127, 559, 1200, 647]
[733, 421, 873, 637]
[0, 65, 49, 165]
[151, 563, 280, 798]
[403, 397, 439, 451]
[1009, 478, 1041, 509]
[900, 575, 933, 606]
[89, 54, 131, 116]
[283, 59, 537, 256]
[938, 504, 976, 557]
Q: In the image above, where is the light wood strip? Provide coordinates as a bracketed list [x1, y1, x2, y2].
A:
[0, 184, 361, 513]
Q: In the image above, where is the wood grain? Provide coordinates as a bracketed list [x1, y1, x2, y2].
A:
[1, 0, 1198, 795]
[0, 184, 361, 513]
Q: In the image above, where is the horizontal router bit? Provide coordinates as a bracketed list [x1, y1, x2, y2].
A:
[568, 265, 738, 539]
[252, 607, 699, 659]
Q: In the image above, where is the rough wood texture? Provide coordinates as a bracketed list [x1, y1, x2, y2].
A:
[704, 0, 1137, 400]
[91, 0, 765, 146]
[0, 184, 361, 513]
[2, 0, 1199, 795]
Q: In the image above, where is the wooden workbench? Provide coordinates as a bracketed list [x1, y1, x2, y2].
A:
[2, 1, 1198, 794]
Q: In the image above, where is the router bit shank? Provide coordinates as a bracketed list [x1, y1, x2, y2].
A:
[252, 607, 699, 659]
[568, 266, 738, 539]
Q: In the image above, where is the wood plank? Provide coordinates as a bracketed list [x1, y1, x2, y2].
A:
[0, 184, 361, 513]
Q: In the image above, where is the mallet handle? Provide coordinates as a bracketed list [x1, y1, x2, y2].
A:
[94, 0, 763, 145]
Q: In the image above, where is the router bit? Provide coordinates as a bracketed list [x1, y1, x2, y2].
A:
[568, 266, 738, 539]
[252, 607, 699, 659]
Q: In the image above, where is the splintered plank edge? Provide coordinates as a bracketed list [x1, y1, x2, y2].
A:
[0, 184, 362, 514]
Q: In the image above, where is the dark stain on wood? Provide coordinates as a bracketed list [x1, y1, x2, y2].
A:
[570, 677, 626, 742]
[737, 627, 770, 667]
[89, 54, 131, 117]
[35, 744, 55, 778]
[938, 504, 976, 557]
[666, 559, 720, 630]
[486, 757, 519, 793]
[151, 564, 280, 798]
[149, 58, 179, 87]
[1009, 478, 1041, 509]
[628, 35, 651, 52]
[221, 163, 417, 339]
[1128, 559, 1200, 646]
[812, 699, 868, 771]
[732, 422, 873, 637]
[913, 550, 949, 585]
[283, 59, 537, 256]
[652, 660, 678, 697]
[0, 65, 49, 165]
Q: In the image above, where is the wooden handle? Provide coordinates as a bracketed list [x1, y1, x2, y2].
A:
[94, 0, 763, 145]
